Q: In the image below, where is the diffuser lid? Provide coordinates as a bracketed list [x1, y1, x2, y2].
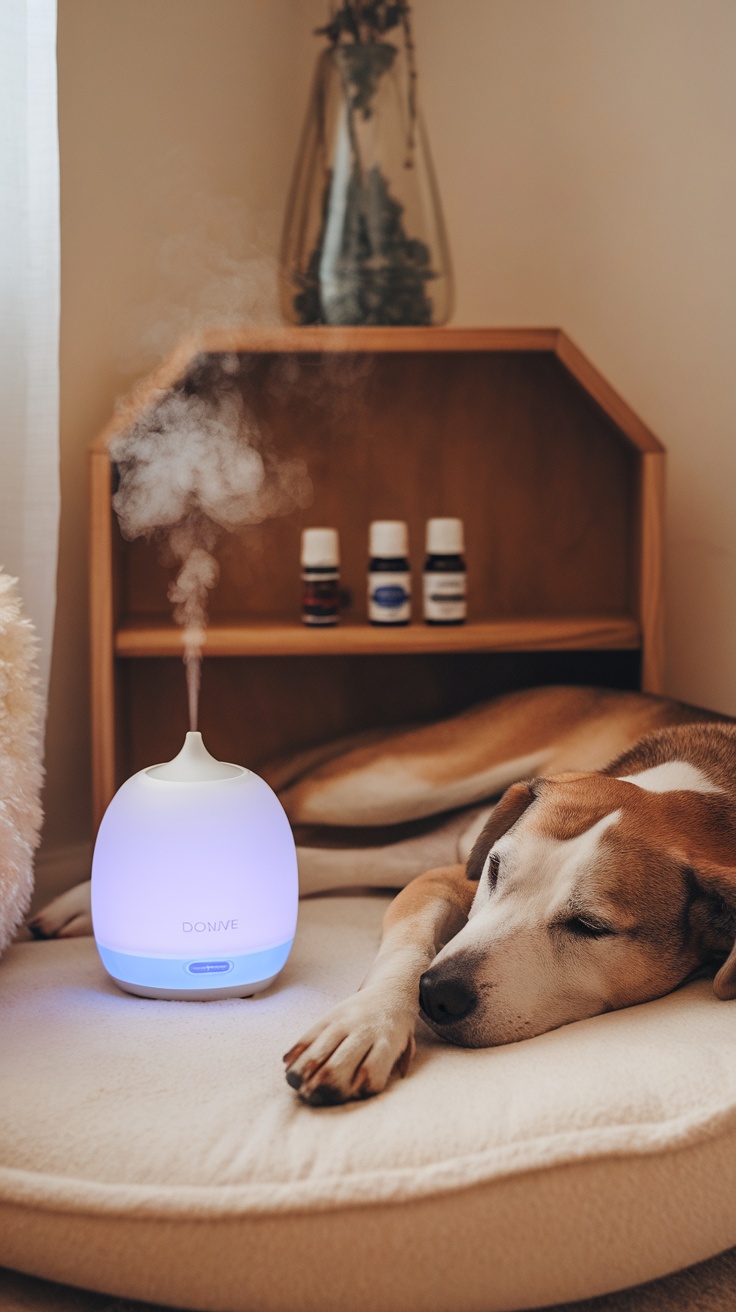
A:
[147, 732, 242, 782]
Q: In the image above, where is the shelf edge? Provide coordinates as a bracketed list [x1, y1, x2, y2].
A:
[114, 617, 642, 658]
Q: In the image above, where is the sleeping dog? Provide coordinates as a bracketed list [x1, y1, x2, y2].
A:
[32, 686, 736, 1107]
[281, 686, 736, 1104]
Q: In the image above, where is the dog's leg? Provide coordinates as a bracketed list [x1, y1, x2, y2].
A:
[28, 880, 92, 938]
[283, 864, 473, 1105]
[295, 804, 489, 894]
[280, 685, 644, 826]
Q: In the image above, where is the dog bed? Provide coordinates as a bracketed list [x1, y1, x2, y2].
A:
[2, 894, 736, 1312]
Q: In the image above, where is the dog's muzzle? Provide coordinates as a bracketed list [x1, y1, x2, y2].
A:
[419, 967, 477, 1026]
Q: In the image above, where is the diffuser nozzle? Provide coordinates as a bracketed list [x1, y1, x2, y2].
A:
[147, 732, 242, 783]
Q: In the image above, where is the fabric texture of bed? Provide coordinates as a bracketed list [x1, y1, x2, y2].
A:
[2, 893, 736, 1312]
[5, 1248, 736, 1312]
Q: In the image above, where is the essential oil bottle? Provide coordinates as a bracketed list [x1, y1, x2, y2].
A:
[368, 521, 411, 625]
[423, 518, 467, 625]
[301, 527, 340, 626]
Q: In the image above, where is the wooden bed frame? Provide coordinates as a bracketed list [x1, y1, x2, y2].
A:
[89, 326, 665, 827]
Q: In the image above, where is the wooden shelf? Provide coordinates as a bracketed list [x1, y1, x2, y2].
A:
[114, 615, 641, 659]
[91, 327, 664, 456]
[90, 326, 665, 823]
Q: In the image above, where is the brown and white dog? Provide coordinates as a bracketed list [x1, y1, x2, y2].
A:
[31, 686, 736, 1108]
[280, 686, 736, 1104]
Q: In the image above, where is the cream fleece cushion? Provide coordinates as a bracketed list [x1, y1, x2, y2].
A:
[0, 570, 43, 953]
[2, 895, 736, 1312]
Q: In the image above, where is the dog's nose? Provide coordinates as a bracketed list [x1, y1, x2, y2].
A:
[419, 969, 477, 1025]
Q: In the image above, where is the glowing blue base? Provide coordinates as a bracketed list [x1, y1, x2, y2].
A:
[96, 940, 293, 996]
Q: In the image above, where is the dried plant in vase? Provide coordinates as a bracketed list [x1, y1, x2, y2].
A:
[280, 1, 453, 326]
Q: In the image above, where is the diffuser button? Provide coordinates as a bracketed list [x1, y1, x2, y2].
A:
[187, 960, 233, 975]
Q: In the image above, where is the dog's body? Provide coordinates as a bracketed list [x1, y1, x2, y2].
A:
[32, 686, 736, 1108]
[281, 687, 736, 1104]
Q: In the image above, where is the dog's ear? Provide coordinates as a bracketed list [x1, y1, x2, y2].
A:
[689, 859, 736, 1000]
[465, 781, 536, 881]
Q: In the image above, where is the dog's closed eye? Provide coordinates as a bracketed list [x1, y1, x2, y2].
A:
[485, 850, 501, 891]
[562, 916, 615, 939]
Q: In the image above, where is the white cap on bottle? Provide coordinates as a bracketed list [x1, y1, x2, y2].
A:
[426, 517, 464, 555]
[301, 527, 339, 568]
[369, 520, 408, 558]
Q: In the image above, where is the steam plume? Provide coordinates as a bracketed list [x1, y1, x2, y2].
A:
[110, 356, 310, 730]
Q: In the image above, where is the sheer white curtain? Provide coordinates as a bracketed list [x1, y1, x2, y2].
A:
[0, 0, 60, 705]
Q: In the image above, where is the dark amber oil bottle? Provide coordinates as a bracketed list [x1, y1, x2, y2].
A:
[301, 527, 340, 626]
[423, 518, 467, 625]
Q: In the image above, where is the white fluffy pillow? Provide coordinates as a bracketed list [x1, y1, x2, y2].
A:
[0, 571, 43, 953]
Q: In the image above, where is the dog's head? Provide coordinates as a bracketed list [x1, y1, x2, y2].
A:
[419, 771, 736, 1046]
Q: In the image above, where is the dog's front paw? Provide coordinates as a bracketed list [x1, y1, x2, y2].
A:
[283, 990, 416, 1106]
[28, 880, 92, 939]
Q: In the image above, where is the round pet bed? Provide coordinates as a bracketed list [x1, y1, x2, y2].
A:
[1, 894, 736, 1312]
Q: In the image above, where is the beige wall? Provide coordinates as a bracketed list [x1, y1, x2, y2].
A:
[43, 0, 324, 896]
[40, 0, 736, 896]
[413, 0, 736, 707]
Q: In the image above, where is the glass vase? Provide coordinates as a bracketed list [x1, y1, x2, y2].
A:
[280, 41, 453, 327]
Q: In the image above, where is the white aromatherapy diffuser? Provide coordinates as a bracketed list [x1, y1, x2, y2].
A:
[91, 733, 298, 1000]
